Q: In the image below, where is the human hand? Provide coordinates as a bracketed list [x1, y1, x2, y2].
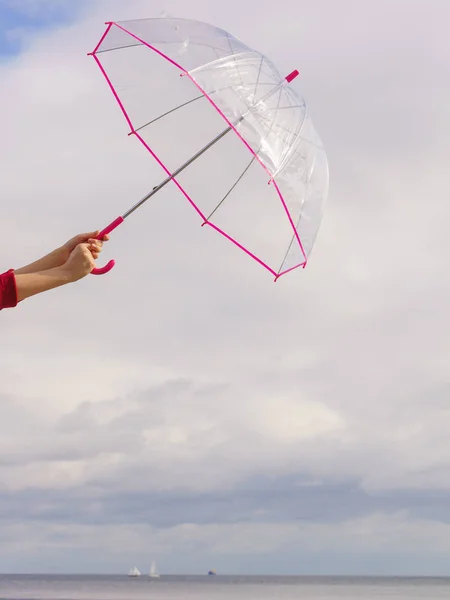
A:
[62, 244, 97, 282]
[59, 230, 109, 264]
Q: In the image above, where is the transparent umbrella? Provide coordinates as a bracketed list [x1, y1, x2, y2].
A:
[88, 17, 329, 280]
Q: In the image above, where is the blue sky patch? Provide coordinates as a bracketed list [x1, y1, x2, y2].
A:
[0, 0, 83, 56]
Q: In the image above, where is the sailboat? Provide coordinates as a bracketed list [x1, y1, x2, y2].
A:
[128, 566, 141, 577]
[148, 559, 160, 579]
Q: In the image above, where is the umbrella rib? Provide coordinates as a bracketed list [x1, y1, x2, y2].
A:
[95, 42, 142, 53]
[227, 34, 245, 91]
[277, 235, 297, 276]
[133, 94, 206, 132]
[277, 149, 318, 274]
[252, 56, 264, 100]
[205, 156, 256, 222]
[95, 41, 230, 55]
[132, 85, 233, 133]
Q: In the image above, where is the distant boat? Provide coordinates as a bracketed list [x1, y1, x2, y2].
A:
[208, 569, 217, 576]
[149, 560, 160, 579]
[128, 566, 141, 577]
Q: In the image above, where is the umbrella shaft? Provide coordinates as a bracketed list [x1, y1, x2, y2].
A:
[123, 122, 236, 219]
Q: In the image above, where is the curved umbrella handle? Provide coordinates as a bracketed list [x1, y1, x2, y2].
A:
[90, 216, 124, 276]
[91, 259, 116, 276]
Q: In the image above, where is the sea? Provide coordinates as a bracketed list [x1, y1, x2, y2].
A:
[1, 575, 450, 600]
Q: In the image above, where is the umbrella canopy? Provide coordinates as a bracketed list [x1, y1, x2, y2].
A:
[89, 18, 329, 279]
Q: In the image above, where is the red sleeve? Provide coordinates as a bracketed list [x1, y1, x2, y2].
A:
[0, 269, 18, 310]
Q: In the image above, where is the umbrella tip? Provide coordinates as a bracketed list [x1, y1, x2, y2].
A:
[285, 70, 299, 83]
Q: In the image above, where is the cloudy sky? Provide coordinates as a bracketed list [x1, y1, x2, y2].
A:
[0, 0, 448, 577]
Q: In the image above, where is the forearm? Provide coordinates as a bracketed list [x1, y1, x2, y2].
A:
[15, 247, 65, 275]
[15, 266, 73, 302]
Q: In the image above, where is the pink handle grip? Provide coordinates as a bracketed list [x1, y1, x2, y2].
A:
[90, 216, 124, 276]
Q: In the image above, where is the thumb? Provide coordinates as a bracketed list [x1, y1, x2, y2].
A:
[86, 230, 110, 242]
[75, 231, 100, 244]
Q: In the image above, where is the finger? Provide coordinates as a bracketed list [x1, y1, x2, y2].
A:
[89, 232, 109, 242]
[77, 231, 99, 242]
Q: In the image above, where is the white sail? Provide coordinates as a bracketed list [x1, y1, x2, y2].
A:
[149, 559, 160, 579]
[128, 566, 141, 577]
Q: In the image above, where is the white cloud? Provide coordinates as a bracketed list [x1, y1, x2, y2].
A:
[2, 512, 450, 574]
